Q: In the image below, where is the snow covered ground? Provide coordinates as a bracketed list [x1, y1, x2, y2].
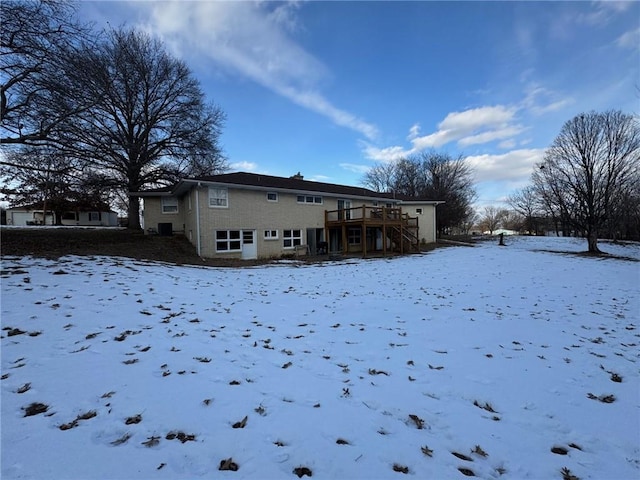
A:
[1, 236, 639, 480]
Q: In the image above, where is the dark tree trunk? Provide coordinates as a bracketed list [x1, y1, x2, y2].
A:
[127, 195, 141, 230]
[587, 231, 601, 253]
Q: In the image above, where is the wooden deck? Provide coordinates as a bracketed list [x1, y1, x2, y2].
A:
[324, 206, 420, 257]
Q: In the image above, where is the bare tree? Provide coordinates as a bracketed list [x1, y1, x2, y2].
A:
[533, 110, 639, 252]
[69, 28, 227, 229]
[0, 146, 90, 224]
[507, 186, 543, 235]
[420, 152, 476, 235]
[0, 0, 92, 146]
[362, 151, 476, 235]
[479, 206, 508, 235]
[500, 209, 524, 232]
[458, 207, 478, 235]
[362, 162, 398, 194]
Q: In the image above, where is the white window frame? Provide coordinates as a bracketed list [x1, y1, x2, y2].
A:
[283, 229, 302, 249]
[161, 196, 178, 214]
[296, 194, 323, 205]
[208, 187, 228, 208]
[264, 229, 279, 240]
[266, 192, 278, 202]
[215, 230, 241, 252]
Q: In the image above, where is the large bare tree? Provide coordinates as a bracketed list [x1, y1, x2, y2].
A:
[70, 28, 227, 229]
[362, 152, 476, 235]
[0, 0, 92, 146]
[532, 110, 639, 252]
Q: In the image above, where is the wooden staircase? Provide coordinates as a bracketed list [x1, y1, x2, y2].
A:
[389, 224, 420, 254]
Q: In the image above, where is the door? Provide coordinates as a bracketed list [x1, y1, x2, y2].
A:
[338, 199, 351, 220]
[241, 230, 257, 260]
[306, 228, 326, 255]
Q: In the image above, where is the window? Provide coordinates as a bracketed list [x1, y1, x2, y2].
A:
[62, 212, 77, 220]
[283, 229, 302, 248]
[267, 192, 278, 202]
[347, 227, 361, 245]
[338, 199, 351, 220]
[264, 229, 278, 240]
[209, 187, 228, 208]
[296, 195, 322, 204]
[243, 230, 254, 244]
[161, 196, 178, 213]
[88, 212, 101, 221]
[215, 230, 241, 252]
[416, 208, 423, 215]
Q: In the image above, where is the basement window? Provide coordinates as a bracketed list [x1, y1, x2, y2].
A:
[283, 229, 302, 248]
[215, 230, 241, 252]
[347, 227, 361, 245]
[264, 229, 279, 240]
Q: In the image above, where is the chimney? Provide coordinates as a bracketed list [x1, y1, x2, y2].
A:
[290, 172, 304, 180]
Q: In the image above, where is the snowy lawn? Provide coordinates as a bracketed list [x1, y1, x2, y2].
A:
[1, 236, 639, 480]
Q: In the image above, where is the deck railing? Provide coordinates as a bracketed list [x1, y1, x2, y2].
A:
[325, 206, 409, 224]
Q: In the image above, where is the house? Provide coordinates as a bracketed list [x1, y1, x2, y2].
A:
[5, 202, 118, 227]
[135, 172, 442, 260]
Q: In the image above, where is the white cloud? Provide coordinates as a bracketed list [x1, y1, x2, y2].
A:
[229, 161, 259, 172]
[137, 1, 377, 140]
[440, 105, 515, 131]
[458, 125, 526, 147]
[363, 105, 524, 162]
[499, 139, 517, 149]
[578, 1, 632, 26]
[617, 27, 640, 50]
[362, 144, 413, 163]
[339, 163, 371, 174]
[521, 83, 574, 115]
[465, 149, 545, 183]
[308, 174, 332, 182]
[418, 105, 522, 148]
[407, 123, 421, 140]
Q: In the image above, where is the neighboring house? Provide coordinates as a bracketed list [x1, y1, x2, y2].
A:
[135, 172, 442, 260]
[5, 202, 118, 227]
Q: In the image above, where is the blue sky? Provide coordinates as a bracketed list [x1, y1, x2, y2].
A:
[79, 1, 639, 209]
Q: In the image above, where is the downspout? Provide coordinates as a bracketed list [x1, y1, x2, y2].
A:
[433, 204, 437, 242]
[195, 183, 202, 257]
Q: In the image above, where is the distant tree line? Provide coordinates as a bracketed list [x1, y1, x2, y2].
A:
[363, 110, 638, 254]
[1, 0, 227, 228]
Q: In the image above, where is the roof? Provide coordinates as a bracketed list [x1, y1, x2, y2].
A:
[134, 172, 442, 204]
[7, 201, 114, 212]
